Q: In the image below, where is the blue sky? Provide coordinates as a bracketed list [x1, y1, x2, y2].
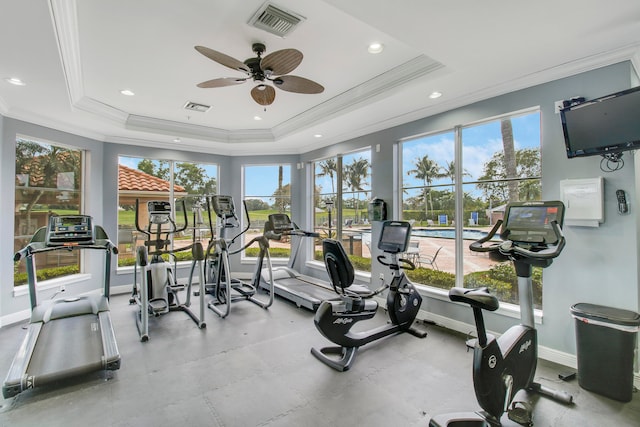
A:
[403, 111, 540, 189]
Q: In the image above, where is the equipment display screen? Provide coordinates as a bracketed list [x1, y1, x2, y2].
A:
[378, 221, 411, 253]
[502, 201, 564, 244]
[211, 195, 235, 218]
[46, 215, 94, 246]
[269, 214, 293, 232]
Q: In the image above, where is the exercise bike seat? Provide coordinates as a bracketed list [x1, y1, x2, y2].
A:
[449, 287, 499, 312]
[323, 239, 355, 295]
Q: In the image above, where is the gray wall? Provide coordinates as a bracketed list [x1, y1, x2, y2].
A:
[300, 61, 639, 356]
[1, 62, 638, 362]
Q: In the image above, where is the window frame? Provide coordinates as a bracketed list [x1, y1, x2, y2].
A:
[13, 136, 87, 289]
[398, 107, 542, 308]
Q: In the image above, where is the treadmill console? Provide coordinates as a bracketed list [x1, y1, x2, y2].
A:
[501, 201, 565, 245]
[268, 214, 294, 233]
[46, 215, 95, 246]
[378, 220, 411, 253]
[211, 195, 236, 219]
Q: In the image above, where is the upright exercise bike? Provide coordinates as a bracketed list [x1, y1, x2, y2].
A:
[430, 201, 573, 427]
[311, 220, 427, 371]
[130, 199, 206, 342]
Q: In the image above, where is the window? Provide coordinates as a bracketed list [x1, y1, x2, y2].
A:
[243, 164, 291, 259]
[401, 130, 456, 272]
[313, 149, 372, 271]
[400, 110, 542, 308]
[462, 111, 542, 307]
[14, 138, 84, 286]
[117, 156, 218, 267]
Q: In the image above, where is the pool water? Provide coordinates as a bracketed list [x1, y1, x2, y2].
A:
[412, 228, 489, 240]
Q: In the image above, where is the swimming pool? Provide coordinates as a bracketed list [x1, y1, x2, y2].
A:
[412, 228, 489, 240]
[358, 228, 494, 241]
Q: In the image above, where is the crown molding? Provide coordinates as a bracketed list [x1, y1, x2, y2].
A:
[272, 55, 445, 139]
[49, 0, 83, 106]
[321, 43, 640, 147]
[125, 114, 276, 143]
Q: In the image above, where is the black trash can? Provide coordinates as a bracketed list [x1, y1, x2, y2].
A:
[570, 303, 640, 402]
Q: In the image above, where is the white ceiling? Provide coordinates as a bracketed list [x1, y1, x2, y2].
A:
[1, 0, 639, 156]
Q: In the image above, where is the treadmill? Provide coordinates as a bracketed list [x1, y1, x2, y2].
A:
[260, 214, 370, 310]
[3, 215, 121, 398]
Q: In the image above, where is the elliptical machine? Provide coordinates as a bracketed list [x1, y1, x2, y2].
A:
[311, 220, 427, 371]
[130, 198, 206, 342]
[430, 201, 573, 427]
[203, 195, 274, 318]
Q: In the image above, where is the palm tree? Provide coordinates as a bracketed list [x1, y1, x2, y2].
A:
[407, 155, 443, 219]
[344, 158, 370, 223]
[316, 159, 337, 194]
[443, 160, 471, 184]
[501, 118, 519, 202]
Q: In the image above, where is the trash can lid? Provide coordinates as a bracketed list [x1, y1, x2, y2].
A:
[570, 303, 640, 327]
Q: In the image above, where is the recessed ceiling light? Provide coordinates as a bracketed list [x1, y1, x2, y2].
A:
[429, 91, 443, 99]
[367, 43, 384, 54]
[5, 77, 26, 86]
[120, 89, 135, 96]
[254, 116, 262, 121]
[173, 138, 181, 143]
[314, 134, 323, 138]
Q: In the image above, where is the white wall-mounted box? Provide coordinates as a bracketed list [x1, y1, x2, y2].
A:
[559, 177, 604, 227]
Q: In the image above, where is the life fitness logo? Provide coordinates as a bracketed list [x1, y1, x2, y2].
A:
[488, 354, 497, 369]
[519, 339, 532, 354]
[334, 318, 354, 325]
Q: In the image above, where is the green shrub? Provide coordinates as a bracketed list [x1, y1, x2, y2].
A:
[14, 264, 80, 286]
[407, 267, 455, 290]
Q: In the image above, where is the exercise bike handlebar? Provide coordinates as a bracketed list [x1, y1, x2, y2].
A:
[469, 220, 565, 261]
[376, 254, 416, 271]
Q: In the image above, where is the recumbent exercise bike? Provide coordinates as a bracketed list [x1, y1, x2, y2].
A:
[311, 220, 428, 371]
[430, 201, 573, 427]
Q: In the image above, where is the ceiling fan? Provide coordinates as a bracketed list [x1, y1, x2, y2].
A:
[195, 43, 324, 106]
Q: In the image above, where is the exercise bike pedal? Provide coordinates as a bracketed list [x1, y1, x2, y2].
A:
[507, 401, 533, 426]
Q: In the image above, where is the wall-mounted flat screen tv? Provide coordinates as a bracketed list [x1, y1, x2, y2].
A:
[560, 86, 640, 158]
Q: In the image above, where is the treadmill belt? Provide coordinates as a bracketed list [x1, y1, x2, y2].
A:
[276, 277, 338, 301]
[28, 315, 104, 378]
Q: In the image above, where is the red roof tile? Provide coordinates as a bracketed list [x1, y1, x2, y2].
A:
[118, 164, 186, 192]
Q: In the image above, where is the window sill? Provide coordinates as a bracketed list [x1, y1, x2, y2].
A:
[13, 273, 92, 297]
[415, 283, 543, 324]
[306, 260, 542, 324]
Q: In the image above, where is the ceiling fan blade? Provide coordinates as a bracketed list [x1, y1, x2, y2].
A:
[194, 46, 250, 73]
[251, 85, 276, 106]
[197, 77, 247, 88]
[260, 49, 303, 76]
[273, 75, 324, 94]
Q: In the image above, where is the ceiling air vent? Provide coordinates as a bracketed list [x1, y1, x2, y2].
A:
[183, 101, 211, 113]
[248, 2, 305, 38]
